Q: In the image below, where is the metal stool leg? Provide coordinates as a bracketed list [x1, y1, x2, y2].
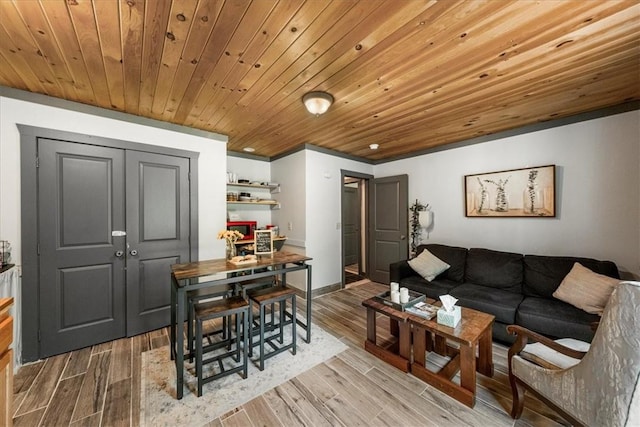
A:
[279, 299, 285, 343]
[242, 310, 248, 379]
[259, 303, 266, 371]
[195, 317, 204, 397]
[292, 295, 297, 355]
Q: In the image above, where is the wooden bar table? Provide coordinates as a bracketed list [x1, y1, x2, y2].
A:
[170, 251, 312, 399]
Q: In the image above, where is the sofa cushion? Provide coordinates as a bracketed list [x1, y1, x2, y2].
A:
[449, 283, 523, 324]
[400, 276, 458, 300]
[408, 249, 450, 281]
[523, 254, 620, 298]
[553, 262, 620, 314]
[465, 248, 523, 292]
[417, 244, 468, 283]
[521, 338, 590, 370]
[517, 296, 600, 342]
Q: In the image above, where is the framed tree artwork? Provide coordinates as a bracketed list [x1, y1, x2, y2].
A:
[464, 164, 555, 217]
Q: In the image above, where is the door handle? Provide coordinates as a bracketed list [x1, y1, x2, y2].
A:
[400, 235, 406, 240]
[130, 249, 138, 256]
[115, 250, 124, 258]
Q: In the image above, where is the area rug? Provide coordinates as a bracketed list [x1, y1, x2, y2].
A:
[140, 324, 347, 426]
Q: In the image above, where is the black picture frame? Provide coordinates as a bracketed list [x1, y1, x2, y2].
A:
[254, 229, 274, 255]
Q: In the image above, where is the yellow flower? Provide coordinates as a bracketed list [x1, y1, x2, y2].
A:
[217, 229, 244, 242]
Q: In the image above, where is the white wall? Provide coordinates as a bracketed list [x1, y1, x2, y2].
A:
[271, 151, 307, 249]
[375, 110, 640, 279]
[304, 150, 374, 290]
[270, 151, 307, 290]
[226, 156, 273, 228]
[0, 96, 229, 264]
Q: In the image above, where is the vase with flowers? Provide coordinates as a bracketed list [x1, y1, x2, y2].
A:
[218, 229, 244, 260]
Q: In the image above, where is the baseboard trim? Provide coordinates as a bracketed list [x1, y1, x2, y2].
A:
[286, 282, 343, 300]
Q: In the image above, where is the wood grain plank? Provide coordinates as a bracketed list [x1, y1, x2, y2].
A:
[241, 395, 282, 427]
[69, 411, 102, 427]
[171, 0, 252, 123]
[160, 0, 224, 121]
[312, 362, 382, 422]
[138, 0, 172, 117]
[12, 361, 43, 395]
[0, 1, 65, 97]
[101, 378, 131, 427]
[323, 394, 370, 427]
[37, 0, 95, 103]
[40, 374, 84, 426]
[12, 407, 45, 427]
[61, 346, 92, 379]
[183, 0, 279, 127]
[64, 0, 114, 109]
[119, 0, 145, 114]
[220, 409, 252, 427]
[0, 24, 49, 94]
[190, 0, 305, 128]
[262, 386, 310, 427]
[108, 338, 131, 384]
[91, 340, 113, 355]
[14, 353, 68, 416]
[294, 369, 337, 404]
[0, 48, 31, 90]
[92, 0, 125, 111]
[278, 379, 339, 427]
[71, 350, 111, 423]
[150, 0, 200, 116]
[130, 333, 148, 427]
[13, 0, 78, 99]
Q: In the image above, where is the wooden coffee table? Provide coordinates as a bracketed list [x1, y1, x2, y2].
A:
[410, 306, 494, 408]
[362, 295, 494, 407]
[361, 297, 413, 372]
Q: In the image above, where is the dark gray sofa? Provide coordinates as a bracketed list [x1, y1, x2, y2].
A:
[389, 244, 620, 344]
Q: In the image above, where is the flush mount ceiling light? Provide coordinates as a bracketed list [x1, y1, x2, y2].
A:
[369, 143, 379, 150]
[302, 91, 333, 116]
[243, 147, 255, 152]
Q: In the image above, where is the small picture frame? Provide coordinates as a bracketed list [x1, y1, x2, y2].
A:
[254, 229, 274, 255]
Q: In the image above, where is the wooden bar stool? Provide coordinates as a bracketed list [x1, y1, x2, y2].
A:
[247, 286, 297, 371]
[194, 295, 249, 397]
[187, 284, 234, 362]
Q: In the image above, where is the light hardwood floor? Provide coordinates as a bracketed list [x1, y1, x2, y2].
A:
[12, 281, 569, 426]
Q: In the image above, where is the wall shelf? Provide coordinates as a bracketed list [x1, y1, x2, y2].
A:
[227, 182, 280, 193]
[227, 200, 280, 209]
[227, 182, 280, 209]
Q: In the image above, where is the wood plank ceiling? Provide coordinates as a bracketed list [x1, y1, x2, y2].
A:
[0, 0, 638, 161]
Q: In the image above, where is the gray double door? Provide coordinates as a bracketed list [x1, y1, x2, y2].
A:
[38, 139, 190, 358]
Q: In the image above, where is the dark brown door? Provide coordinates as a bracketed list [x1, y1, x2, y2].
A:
[368, 175, 408, 284]
[38, 139, 127, 357]
[125, 151, 190, 336]
[38, 140, 191, 357]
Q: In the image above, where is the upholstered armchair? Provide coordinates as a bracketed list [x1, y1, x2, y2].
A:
[507, 281, 640, 427]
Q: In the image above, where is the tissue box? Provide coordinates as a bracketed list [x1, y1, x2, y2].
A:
[437, 306, 461, 328]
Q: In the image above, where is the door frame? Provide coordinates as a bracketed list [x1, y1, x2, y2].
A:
[340, 169, 373, 288]
[19, 124, 199, 362]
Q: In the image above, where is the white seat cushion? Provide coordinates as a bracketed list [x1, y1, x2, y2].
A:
[521, 338, 590, 370]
